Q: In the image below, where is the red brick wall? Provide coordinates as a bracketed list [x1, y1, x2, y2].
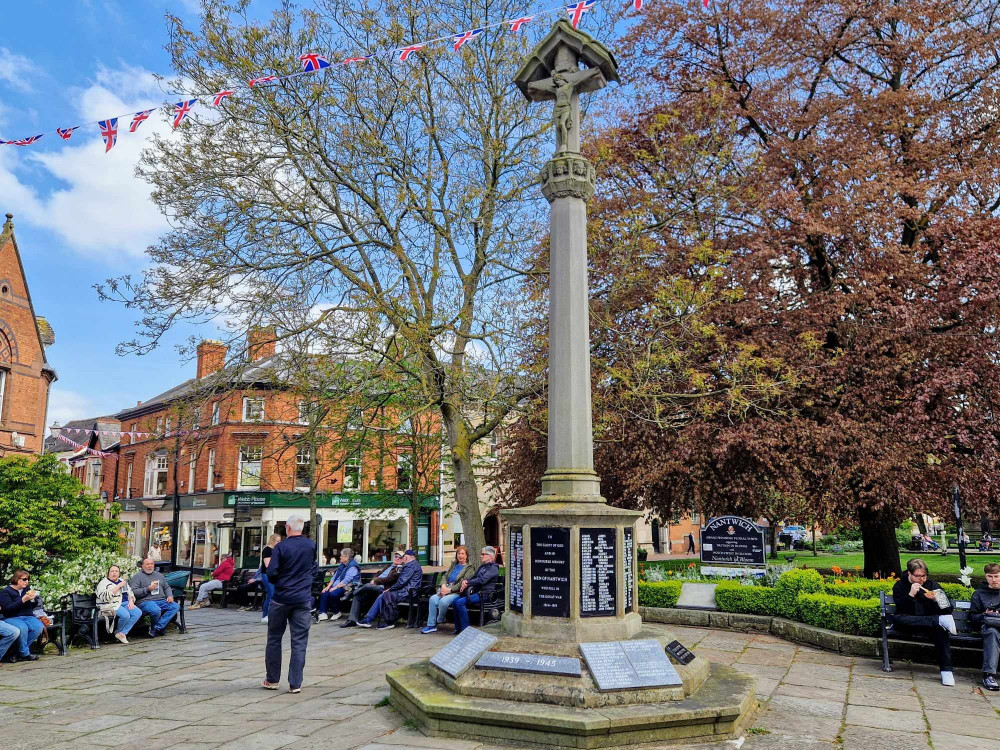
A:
[0, 223, 54, 456]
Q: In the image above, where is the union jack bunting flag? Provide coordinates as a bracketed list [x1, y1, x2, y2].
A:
[632, 0, 642, 9]
[56, 127, 79, 140]
[300, 52, 331, 72]
[703, 0, 710, 6]
[248, 75, 278, 88]
[212, 90, 235, 106]
[13, 134, 43, 146]
[98, 118, 118, 152]
[508, 16, 533, 32]
[398, 44, 425, 62]
[172, 99, 197, 129]
[566, 0, 596, 28]
[453, 28, 484, 52]
[129, 109, 153, 133]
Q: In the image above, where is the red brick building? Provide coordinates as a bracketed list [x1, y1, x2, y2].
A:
[101, 333, 443, 568]
[0, 213, 57, 456]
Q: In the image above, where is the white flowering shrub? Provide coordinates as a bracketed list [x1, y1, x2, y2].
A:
[959, 565, 974, 588]
[34, 551, 141, 607]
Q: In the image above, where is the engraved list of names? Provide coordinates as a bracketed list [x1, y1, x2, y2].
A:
[580, 527, 616, 617]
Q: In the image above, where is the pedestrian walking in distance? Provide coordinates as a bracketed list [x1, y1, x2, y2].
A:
[262, 514, 317, 694]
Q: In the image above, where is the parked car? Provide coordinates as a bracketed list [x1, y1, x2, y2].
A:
[778, 525, 807, 549]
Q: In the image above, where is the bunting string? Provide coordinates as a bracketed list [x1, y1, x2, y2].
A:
[0, 0, 711, 147]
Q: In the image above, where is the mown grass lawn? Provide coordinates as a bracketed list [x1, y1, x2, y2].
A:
[789, 551, 1000, 576]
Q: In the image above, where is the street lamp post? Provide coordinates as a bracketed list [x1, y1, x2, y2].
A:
[953, 485, 966, 571]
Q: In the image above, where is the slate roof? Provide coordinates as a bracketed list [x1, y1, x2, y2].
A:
[49, 416, 122, 452]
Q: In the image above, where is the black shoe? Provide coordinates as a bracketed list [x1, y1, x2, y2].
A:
[985, 674, 1000, 691]
[340, 620, 357, 628]
[149, 629, 163, 638]
[20, 654, 39, 661]
[3, 654, 19, 664]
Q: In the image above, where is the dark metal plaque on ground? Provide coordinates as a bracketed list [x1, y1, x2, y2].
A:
[580, 527, 616, 617]
[620, 639, 683, 688]
[429, 627, 498, 678]
[665, 639, 696, 665]
[700, 515, 766, 567]
[580, 639, 683, 691]
[509, 525, 524, 613]
[531, 526, 571, 618]
[475, 651, 582, 677]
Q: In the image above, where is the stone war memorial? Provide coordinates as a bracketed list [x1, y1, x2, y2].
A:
[387, 20, 757, 747]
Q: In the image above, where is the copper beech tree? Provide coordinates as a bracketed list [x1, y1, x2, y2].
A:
[500, 1, 1000, 578]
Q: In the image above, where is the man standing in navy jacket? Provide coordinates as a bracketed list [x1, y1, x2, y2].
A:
[262, 514, 317, 693]
[357, 549, 422, 630]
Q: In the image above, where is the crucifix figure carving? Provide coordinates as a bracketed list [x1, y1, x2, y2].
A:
[527, 58, 604, 154]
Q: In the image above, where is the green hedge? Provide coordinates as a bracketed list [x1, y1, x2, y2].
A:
[714, 581, 778, 615]
[638, 581, 683, 608]
[771, 568, 824, 619]
[798, 593, 881, 636]
[822, 579, 973, 602]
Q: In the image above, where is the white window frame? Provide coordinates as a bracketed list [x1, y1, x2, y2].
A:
[155, 416, 164, 436]
[192, 407, 202, 428]
[347, 407, 363, 431]
[211, 402, 220, 426]
[207, 448, 216, 490]
[188, 453, 196, 493]
[0, 369, 6, 422]
[243, 397, 265, 422]
[344, 452, 361, 492]
[87, 459, 102, 492]
[295, 446, 312, 491]
[130, 423, 137, 442]
[297, 401, 311, 425]
[238, 445, 262, 488]
[126, 462, 133, 498]
[396, 452, 413, 491]
[144, 454, 168, 497]
[164, 417, 172, 436]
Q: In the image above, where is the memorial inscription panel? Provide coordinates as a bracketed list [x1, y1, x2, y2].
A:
[580, 527, 616, 617]
[580, 639, 683, 691]
[509, 525, 524, 612]
[476, 651, 582, 677]
[531, 526, 570, 618]
[623, 527, 634, 613]
[430, 627, 498, 678]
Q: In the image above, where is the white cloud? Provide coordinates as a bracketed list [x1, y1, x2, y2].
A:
[0, 47, 34, 93]
[0, 63, 176, 263]
[47, 387, 102, 429]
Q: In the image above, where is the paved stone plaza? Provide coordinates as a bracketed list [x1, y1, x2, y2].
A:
[1, 608, 997, 750]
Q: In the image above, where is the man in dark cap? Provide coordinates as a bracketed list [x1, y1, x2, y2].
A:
[357, 549, 422, 630]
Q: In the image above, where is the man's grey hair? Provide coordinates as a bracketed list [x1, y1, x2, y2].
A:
[142, 557, 155, 566]
[340, 547, 353, 559]
[482, 546, 496, 558]
[286, 514, 306, 532]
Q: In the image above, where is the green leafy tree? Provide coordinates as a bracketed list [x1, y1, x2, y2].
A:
[0, 454, 122, 577]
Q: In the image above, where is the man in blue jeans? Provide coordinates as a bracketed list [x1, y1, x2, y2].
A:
[128, 558, 180, 636]
[263, 514, 317, 694]
[452, 547, 499, 635]
[0, 619, 20, 663]
[0, 570, 43, 661]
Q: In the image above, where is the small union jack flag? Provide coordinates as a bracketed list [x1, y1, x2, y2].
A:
[98, 118, 118, 153]
[398, 44, 424, 62]
[172, 99, 197, 129]
[12, 134, 43, 146]
[342, 55, 373, 64]
[129, 110, 153, 133]
[212, 90, 235, 106]
[56, 127, 79, 140]
[704, 0, 710, 6]
[632, 0, 642, 9]
[300, 52, 331, 72]
[509, 16, 534, 32]
[566, 0, 596, 29]
[453, 29, 484, 52]
[249, 75, 278, 88]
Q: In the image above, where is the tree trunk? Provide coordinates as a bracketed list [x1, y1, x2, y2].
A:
[441, 407, 487, 560]
[858, 504, 902, 579]
[769, 525, 779, 559]
[915, 514, 928, 535]
[812, 524, 817, 557]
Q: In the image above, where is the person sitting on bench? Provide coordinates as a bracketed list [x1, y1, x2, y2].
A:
[891, 558, 958, 686]
[340, 551, 403, 628]
[357, 550, 422, 630]
[317, 548, 360, 621]
[452, 546, 500, 636]
[970, 562, 1000, 691]
[130, 558, 179, 637]
[190, 554, 235, 610]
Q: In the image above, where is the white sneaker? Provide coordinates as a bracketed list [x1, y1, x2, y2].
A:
[941, 670, 955, 686]
[317, 614, 329, 622]
[357, 621, 372, 628]
[939, 614, 957, 635]
[329, 613, 341, 621]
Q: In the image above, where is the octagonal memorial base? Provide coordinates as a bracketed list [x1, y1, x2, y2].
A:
[386, 624, 758, 748]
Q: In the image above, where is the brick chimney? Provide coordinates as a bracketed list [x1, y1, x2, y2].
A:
[197, 340, 227, 378]
[247, 326, 277, 362]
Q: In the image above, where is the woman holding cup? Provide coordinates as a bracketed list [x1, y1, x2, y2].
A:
[96, 564, 142, 644]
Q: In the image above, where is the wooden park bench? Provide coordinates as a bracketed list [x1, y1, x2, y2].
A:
[880, 592, 984, 672]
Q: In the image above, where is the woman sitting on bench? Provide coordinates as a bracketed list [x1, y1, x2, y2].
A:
[891, 558, 958, 686]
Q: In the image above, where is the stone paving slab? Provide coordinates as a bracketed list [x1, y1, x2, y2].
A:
[3, 610, 999, 749]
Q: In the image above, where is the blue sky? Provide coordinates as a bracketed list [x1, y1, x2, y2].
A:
[0, 1, 285, 430]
